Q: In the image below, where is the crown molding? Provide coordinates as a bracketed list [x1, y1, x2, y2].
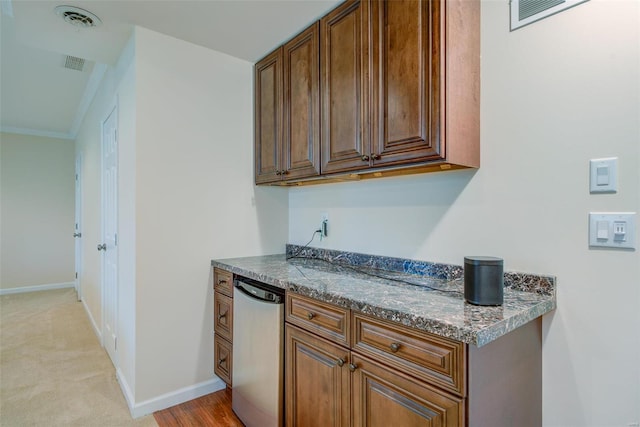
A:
[0, 126, 73, 140]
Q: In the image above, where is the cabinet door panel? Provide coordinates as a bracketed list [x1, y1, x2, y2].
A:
[321, 0, 370, 174]
[214, 334, 232, 386]
[284, 23, 320, 180]
[371, 0, 443, 166]
[286, 324, 350, 427]
[255, 48, 283, 184]
[214, 291, 233, 342]
[352, 354, 463, 427]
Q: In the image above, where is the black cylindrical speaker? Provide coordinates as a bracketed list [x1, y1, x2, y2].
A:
[464, 256, 504, 306]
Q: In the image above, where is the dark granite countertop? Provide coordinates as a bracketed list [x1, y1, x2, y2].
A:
[211, 247, 556, 347]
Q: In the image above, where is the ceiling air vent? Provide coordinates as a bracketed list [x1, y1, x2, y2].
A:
[54, 5, 102, 28]
[64, 55, 86, 71]
[510, 0, 589, 31]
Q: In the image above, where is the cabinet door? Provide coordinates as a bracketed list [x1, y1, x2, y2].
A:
[286, 324, 350, 427]
[371, 0, 444, 166]
[214, 334, 232, 386]
[214, 291, 233, 342]
[352, 354, 464, 427]
[255, 48, 283, 184]
[320, 0, 370, 174]
[283, 23, 321, 180]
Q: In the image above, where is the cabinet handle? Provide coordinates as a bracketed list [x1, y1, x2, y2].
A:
[389, 342, 400, 353]
[336, 357, 345, 367]
[371, 153, 381, 160]
[361, 155, 370, 162]
[348, 363, 358, 372]
[281, 169, 289, 175]
[217, 312, 227, 321]
[218, 279, 227, 285]
[307, 312, 315, 320]
[218, 357, 226, 366]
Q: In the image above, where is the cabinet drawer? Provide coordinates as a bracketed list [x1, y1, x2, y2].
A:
[214, 334, 232, 386]
[286, 293, 350, 347]
[352, 312, 466, 396]
[213, 268, 233, 297]
[214, 291, 233, 342]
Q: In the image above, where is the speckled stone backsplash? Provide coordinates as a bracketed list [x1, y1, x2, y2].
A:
[286, 244, 555, 297]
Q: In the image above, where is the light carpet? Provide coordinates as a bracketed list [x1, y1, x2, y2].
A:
[0, 288, 157, 426]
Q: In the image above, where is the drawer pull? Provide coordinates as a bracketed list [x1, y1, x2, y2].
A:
[218, 357, 226, 366]
[217, 312, 227, 321]
[348, 363, 358, 372]
[218, 279, 227, 285]
[307, 312, 315, 320]
[336, 357, 345, 367]
[389, 342, 401, 353]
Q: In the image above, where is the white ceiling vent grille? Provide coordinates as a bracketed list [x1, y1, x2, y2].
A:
[510, 0, 589, 31]
[64, 55, 86, 71]
[54, 5, 102, 28]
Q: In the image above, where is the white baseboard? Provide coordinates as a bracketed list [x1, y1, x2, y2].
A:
[82, 298, 102, 343]
[0, 282, 75, 295]
[116, 370, 226, 419]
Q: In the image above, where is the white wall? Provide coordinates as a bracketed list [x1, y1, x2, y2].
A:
[289, 1, 640, 426]
[133, 27, 288, 403]
[0, 133, 75, 289]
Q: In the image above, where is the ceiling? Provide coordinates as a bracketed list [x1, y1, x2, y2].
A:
[0, 0, 340, 139]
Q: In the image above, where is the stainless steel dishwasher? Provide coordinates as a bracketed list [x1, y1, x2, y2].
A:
[232, 276, 284, 427]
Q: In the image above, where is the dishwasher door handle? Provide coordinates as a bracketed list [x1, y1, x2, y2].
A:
[235, 280, 283, 304]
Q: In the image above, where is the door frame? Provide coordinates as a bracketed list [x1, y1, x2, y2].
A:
[100, 101, 119, 365]
[74, 153, 83, 302]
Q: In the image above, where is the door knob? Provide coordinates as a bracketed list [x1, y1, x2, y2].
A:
[73, 233, 82, 238]
[97, 244, 106, 251]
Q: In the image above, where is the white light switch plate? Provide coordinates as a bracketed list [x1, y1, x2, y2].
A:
[589, 212, 636, 249]
[589, 157, 617, 193]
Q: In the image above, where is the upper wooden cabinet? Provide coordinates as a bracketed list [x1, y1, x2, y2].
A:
[370, 0, 443, 167]
[255, 0, 479, 185]
[255, 24, 321, 184]
[255, 48, 282, 184]
[320, 0, 370, 174]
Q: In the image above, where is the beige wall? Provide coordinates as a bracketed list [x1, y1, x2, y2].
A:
[75, 26, 288, 413]
[0, 132, 75, 289]
[288, 1, 640, 425]
[133, 26, 288, 404]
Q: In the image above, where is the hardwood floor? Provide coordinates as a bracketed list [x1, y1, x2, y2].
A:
[154, 388, 243, 427]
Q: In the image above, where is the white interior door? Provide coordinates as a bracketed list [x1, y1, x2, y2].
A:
[74, 154, 83, 302]
[101, 105, 118, 366]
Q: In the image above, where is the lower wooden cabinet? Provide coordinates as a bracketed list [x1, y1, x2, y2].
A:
[214, 268, 234, 387]
[285, 324, 462, 427]
[284, 293, 542, 426]
[214, 333, 232, 386]
[285, 324, 350, 427]
[351, 354, 463, 427]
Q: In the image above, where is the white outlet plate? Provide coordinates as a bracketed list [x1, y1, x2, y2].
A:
[320, 213, 328, 238]
[589, 212, 636, 249]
